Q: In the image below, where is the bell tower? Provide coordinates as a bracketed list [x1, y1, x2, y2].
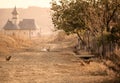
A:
[12, 6, 19, 25]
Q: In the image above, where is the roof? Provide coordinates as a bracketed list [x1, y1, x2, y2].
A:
[3, 19, 37, 30]
[12, 6, 18, 15]
[3, 20, 19, 30]
[3, 7, 37, 30]
[19, 19, 37, 30]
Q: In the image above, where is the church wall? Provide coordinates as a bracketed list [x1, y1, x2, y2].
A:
[3, 29, 40, 40]
[30, 30, 41, 37]
[3, 30, 19, 37]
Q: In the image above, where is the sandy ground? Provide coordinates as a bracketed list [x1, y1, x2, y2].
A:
[0, 39, 119, 83]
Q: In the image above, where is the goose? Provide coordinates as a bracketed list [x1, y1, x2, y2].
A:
[6, 56, 11, 61]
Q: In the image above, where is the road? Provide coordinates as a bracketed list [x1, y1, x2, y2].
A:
[0, 40, 118, 83]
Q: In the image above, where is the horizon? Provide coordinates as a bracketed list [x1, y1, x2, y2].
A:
[0, 6, 51, 9]
[0, 0, 56, 8]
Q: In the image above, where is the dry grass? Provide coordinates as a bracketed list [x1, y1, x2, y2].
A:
[0, 34, 32, 56]
[0, 33, 119, 82]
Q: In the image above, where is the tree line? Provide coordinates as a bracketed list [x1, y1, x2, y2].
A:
[51, 0, 120, 57]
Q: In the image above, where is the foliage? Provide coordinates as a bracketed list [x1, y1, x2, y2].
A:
[51, 0, 88, 34]
[51, 0, 120, 56]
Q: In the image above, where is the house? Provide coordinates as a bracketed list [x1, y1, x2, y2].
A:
[2, 6, 40, 39]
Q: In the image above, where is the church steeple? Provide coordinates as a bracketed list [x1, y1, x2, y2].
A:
[12, 6, 18, 15]
[12, 6, 19, 25]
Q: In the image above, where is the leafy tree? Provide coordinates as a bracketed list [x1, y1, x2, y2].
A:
[51, 0, 120, 56]
[86, 0, 120, 56]
[51, 0, 89, 44]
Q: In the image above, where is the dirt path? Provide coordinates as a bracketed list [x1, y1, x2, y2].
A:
[0, 41, 118, 83]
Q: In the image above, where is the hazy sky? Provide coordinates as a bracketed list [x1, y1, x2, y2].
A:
[0, 0, 54, 8]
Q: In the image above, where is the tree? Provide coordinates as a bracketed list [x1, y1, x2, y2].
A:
[85, 0, 120, 56]
[51, 0, 91, 49]
[51, 0, 120, 56]
[97, 0, 120, 56]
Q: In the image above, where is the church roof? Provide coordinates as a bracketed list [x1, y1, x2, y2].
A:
[3, 19, 37, 30]
[19, 19, 37, 30]
[3, 20, 19, 30]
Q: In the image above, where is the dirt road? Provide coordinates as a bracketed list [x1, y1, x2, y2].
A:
[0, 40, 119, 83]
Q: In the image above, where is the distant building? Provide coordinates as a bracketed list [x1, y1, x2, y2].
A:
[2, 6, 40, 39]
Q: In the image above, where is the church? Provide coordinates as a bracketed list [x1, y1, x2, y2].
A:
[2, 7, 40, 39]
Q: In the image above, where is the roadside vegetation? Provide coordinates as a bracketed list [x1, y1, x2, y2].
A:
[51, 0, 120, 77]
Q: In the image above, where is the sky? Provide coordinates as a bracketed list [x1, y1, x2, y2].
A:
[0, 0, 54, 8]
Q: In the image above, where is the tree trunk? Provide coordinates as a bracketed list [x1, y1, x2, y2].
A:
[87, 31, 90, 52]
[76, 32, 86, 50]
[76, 32, 84, 44]
[101, 28, 106, 56]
